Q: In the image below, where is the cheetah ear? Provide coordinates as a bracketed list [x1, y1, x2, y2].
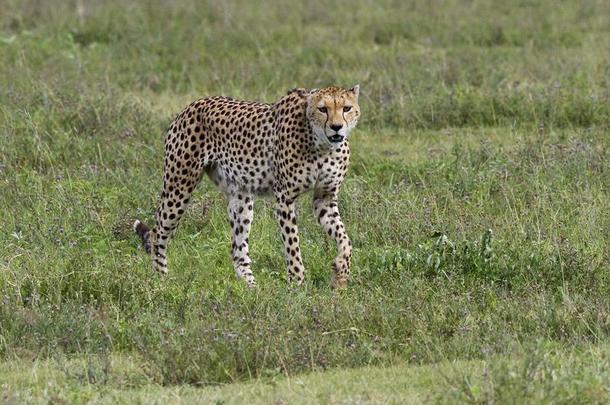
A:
[350, 84, 360, 99]
[309, 88, 319, 94]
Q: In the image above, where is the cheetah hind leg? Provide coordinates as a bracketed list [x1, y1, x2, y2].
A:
[133, 219, 168, 275]
[134, 160, 204, 275]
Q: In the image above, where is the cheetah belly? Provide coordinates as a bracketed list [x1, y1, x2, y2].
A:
[225, 159, 275, 195]
[206, 150, 276, 196]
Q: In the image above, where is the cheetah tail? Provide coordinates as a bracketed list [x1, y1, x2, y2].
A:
[133, 220, 152, 254]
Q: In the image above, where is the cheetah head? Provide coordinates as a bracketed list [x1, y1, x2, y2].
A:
[306, 85, 360, 148]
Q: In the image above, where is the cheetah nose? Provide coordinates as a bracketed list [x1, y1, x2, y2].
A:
[330, 124, 343, 132]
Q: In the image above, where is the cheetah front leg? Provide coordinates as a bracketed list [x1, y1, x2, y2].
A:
[275, 196, 305, 285]
[313, 193, 352, 288]
[227, 193, 256, 287]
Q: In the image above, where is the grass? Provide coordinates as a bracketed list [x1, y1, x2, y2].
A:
[1, 0, 610, 402]
[4, 343, 610, 403]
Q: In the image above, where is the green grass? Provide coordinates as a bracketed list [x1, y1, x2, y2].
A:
[4, 343, 610, 403]
[1, 0, 610, 402]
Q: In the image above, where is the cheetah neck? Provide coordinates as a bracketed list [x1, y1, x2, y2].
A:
[273, 92, 339, 156]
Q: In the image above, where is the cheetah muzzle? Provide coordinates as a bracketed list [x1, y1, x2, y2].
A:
[134, 85, 361, 288]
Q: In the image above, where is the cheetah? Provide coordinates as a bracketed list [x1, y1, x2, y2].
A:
[134, 85, 360, 288]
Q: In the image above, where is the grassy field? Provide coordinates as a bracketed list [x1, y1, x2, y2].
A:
[1, 0, 609, 402]
[5, 342, 610, 403]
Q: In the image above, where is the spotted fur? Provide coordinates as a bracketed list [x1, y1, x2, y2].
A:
[134, 85, 360, 288]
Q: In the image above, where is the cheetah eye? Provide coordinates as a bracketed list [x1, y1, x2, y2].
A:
[317, 106, 327, 113]
[343, 106, 352, 112]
